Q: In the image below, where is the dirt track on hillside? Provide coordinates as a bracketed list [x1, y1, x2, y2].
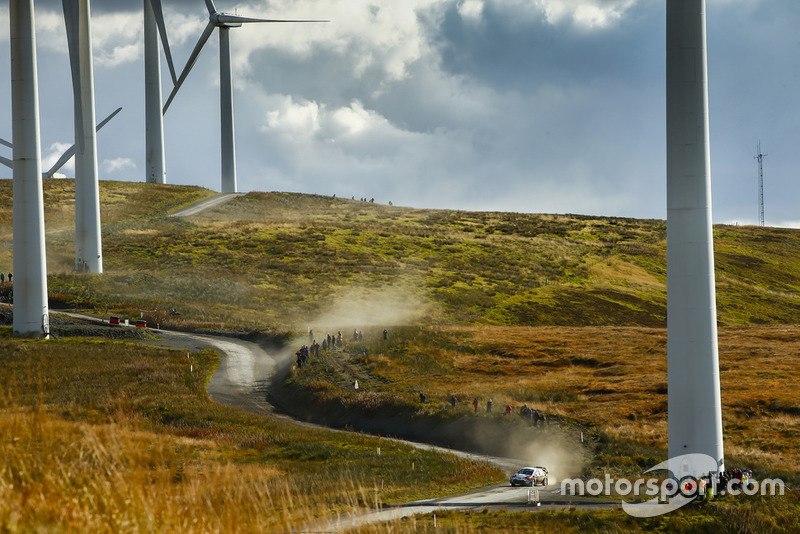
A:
[144, 330, 620, 528]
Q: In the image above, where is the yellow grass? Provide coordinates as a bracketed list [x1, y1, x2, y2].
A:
[0, 405, 430, 532]
[366, 325, 800, 476]
[588, 256, 662, 287]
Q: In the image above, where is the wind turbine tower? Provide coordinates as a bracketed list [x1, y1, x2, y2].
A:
[10, 0, 50, 338]
[756, 141, 766, 227]
[666, 0, 724, 470]
[63, 0, 103, 273]
[144, 0, 177, 184]
[164, 0, 326, 193]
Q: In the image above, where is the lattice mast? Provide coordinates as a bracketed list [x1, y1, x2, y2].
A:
[756, 141, 766, 226]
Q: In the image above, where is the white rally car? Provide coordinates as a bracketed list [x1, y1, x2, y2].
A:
[510, 466, 549, 487]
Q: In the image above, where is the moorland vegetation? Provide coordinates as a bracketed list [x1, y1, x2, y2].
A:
[0, 180, 798, 532]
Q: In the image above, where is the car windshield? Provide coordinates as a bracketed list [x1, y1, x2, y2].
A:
[519, 469, 534, 475]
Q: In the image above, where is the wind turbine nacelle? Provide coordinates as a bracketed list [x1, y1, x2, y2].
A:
[211, 13, 246, 27]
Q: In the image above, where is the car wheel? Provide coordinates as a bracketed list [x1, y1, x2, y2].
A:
[543, 478, 548, 486]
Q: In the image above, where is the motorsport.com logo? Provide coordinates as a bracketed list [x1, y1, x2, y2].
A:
[559, 453, 785, 517]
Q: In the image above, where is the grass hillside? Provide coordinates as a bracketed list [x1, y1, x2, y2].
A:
[1, 180, 799, 532]
[2, 180, 800, 329]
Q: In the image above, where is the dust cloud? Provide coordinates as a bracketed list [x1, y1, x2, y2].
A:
[272, 285, 426, 367]
[302, 286, 427, 332]
[435, 418, 587, 481]
[275, 285, 588, 479]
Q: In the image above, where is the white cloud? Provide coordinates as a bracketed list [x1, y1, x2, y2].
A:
[478, 0, 638, 29]
[160, 8, 210, 49]
[102, 157, 136, 173]
[328, 101, 389, 138]
[229, 0, 429, 85]
[2, 0, 797, 224]
[42, 142, 73, 176]
[262, 97, 414, 152]
[90, 13, 143, 68]
[569, 1, 634, 28]
[34, 10, 67, 54]
[457, 0, 485, 22]
[265, 98, 322, 141]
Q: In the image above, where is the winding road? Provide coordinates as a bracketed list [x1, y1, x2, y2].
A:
[149, 329, 618, 532]
[56, 312, 616, 528]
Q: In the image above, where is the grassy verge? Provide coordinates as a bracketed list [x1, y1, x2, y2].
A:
[380, 500, 800, 534]
[0, 336, 502, 532]
[276, 324, 800, 531]
[282, 325, 800, 484]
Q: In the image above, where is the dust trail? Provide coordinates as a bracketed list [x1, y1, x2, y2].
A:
[275, 286, 588, 479]
[273, 285, 427, 365]
[304, 286, 427, 332]
[420, 416, 587, 481]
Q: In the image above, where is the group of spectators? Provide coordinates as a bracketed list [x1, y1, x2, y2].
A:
[296, 328, 388, 369]
[0, 272, 11, 283]
[296, 330, 550, 429]
[676, 468, 756, 501]
[708, 468, 755, 498]
[419, 393, 548, 426]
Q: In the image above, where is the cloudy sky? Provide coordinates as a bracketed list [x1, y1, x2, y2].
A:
[0, 0, 798, 225]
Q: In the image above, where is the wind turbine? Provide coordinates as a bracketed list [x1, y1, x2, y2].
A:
[144, 0, 177, 184]
[163, 0, 326, 193]
[0, 107, 122, 175]
[43, 107, 122, 179]
[9, 0, 50, 338]
[62, 0, 103, 273]
[666, 0, 724, 471]
[0, 138, 13, 168]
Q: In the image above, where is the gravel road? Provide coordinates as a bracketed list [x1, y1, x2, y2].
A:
[149, 329, 619, 532]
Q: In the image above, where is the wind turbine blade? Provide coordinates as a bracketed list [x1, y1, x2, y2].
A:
[62, 0, 85, 153]
[205, 0, 216, 15]
[44, 150, 75, 179]
[0, 138, 12, 149]
[163, 21, 215, 114]
[0, 155, 11, 169]
[96, 106, 123, 130]
[43, 107, 123, 178]
[149, 0, 178, 85]
[215, 13, 329, 24]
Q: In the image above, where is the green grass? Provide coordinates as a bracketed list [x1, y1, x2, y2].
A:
[5, 181, 799, 330]
[2, 181, 800, 531]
